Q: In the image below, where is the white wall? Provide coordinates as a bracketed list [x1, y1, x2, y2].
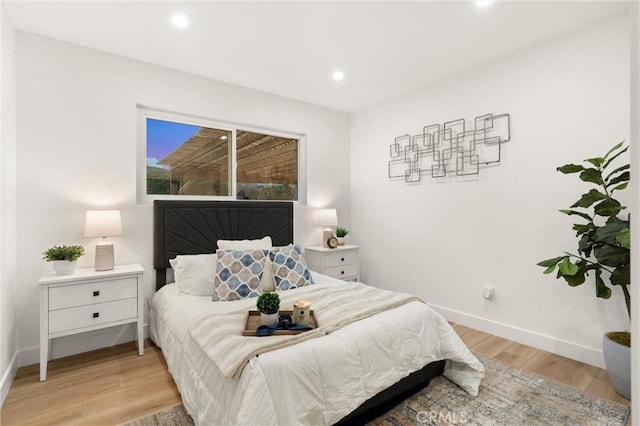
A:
[15, 31, 350, 365]
[1, 1, 18, 405]
[351, 15, 629, 368]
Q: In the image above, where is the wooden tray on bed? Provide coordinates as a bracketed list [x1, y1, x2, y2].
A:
[242, 310, 317, 336]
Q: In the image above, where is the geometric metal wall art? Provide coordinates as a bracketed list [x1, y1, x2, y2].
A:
[388, 112, 511, 183]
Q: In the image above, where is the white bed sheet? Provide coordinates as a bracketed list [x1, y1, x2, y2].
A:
[150, 273, 484, 425]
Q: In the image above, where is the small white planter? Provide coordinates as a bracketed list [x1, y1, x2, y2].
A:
[52, 260, 77, 276]
[260, 312, 279, 326]
[337, 237, 345, 246]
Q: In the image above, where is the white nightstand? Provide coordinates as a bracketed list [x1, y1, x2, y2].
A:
[305, 245, 360, 281]
[39, 264, 145, 381]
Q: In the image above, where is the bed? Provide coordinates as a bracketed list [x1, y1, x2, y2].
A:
[149, 200, 484, 425]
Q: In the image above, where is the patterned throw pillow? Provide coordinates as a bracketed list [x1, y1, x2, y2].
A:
[269, 245, 315, 291]
[214, 249, 267, 301]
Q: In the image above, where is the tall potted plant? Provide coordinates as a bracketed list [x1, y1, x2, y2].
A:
[537, 142, 630, 399]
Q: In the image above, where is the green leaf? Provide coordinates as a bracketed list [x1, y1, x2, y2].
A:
[572, 223, 592, 236]
[578, 234, 593, 257]
[604, 164, 630, 182]
[563, 270, 586, 286]
[593, 216, 628, 244]
[570, 189, 606, 208]
[610, 264, 630, 286]
[594, 245, 630, 267]
[602, 141, 625, 160]
[557, 164, 585, 174]
[594, 270, 612, 299]
[537, 257, 564, 268]
[606, 171, 630, 187]
[579, 168, 604, 185]
[612, 182, 628, 192]
[602, 144, 627, 169]
[558, 257, 579, 275]
[585, 157, 604, 167]
[543, 264, 557, 274]
[616, 227, 630, 248]
[593, 198, 621, 217]
[559, 209, 592, 222]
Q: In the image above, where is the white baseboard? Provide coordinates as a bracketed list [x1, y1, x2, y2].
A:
[0, 351, 18, 408]
[429, 303, 605, 369]
[18, 323, 150, 368]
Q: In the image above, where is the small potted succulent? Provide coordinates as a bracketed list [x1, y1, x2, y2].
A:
[256, 292, 280, 325]
[43, 245, 85, 275]
[335, 227, 350, 246]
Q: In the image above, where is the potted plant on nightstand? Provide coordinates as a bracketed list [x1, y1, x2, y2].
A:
[43, 245, 85, 276]
[257, 292, 280, 326]
[537, 142, 630, 399]
[336, 227, 350, 246]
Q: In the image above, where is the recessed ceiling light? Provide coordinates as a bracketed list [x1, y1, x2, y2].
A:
[332, 71, 344, 81]
[171, 14, 189, 29]
[475, 1, 494, 8]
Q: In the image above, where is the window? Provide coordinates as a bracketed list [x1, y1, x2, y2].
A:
[140, 110, 302, 202]
[147, 119, 232, 196]
[236, 130, 298, 201]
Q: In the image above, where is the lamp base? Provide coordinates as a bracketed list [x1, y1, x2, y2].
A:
[95, 242, 115, 271]
[322, 228, 333, 247]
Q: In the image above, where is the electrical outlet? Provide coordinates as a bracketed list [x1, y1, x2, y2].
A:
[482, 285, 495, 300]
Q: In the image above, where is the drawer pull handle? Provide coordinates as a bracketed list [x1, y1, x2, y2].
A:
[341, 271, 345, 275]
[93, 291, 100, 297]
[93, 312, 99, 318]
[341, 257, 345, 262]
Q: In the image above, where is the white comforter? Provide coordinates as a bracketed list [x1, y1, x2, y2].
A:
[192, 282, 424, 380]
[150, 273, 484, 425]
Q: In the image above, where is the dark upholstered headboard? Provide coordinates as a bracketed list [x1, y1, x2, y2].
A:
[153, 200, 294, 290]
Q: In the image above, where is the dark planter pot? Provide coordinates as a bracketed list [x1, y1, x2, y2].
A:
[602, 333, 631, 399]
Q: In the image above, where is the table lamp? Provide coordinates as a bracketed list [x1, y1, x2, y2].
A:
[317, 208, 338, 247]
[84, 210, 122, 271]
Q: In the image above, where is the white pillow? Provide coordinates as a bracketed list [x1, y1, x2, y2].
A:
[169, 254, 216, 296]
[217, 236, 272, 251]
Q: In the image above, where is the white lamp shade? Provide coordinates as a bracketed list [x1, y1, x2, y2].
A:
[317, 209, 338, 227]
[84, 210, 123, 238]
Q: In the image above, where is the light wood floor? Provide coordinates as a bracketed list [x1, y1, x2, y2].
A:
[0, 325, 631, 425]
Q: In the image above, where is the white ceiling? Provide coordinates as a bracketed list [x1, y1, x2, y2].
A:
[4, 1, 629, 112]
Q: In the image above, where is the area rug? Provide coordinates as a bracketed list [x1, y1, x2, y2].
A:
[122, 404, 193, 426]
[126, 356, 630, 426]
[370, 355, 630, 426]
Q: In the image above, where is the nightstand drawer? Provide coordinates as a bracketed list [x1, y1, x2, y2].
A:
[49, 298, 137, 334]
[325, 263, 358, 280]
[325, 251, 358, 268]
[49, 277, 137, 311]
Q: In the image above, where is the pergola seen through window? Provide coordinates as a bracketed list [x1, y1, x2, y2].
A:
[146, 118, 299, 201]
